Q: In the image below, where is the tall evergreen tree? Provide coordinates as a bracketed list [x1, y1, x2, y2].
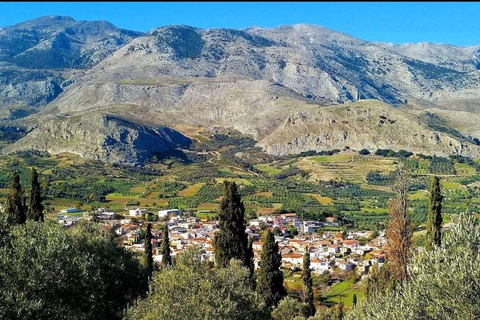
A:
[5, 172, 26, 225]
[161, 223, 172, 266]
[352, 293, 357, 308]
[336, 299, 345, 320]
[426, 176, 443, 251]
[256, 229, 287, 309]
[27, 168, 44, 221]
[246, 236, 255, 274]
[214, 181, 248, 269]
[302, 247, 315, 317]
[145, 223, 154, 279]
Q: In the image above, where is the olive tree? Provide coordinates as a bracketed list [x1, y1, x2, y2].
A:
[346, 213, 480, 320]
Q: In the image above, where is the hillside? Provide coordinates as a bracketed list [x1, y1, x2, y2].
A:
[1, 18, 480, 164]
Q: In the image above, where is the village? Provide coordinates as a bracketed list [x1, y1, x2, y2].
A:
[57, 206, 387, 277]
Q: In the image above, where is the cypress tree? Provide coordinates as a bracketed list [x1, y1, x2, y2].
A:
[302, 247, 315, 317]
[214, 181, 248, 268]
[161, 223, 172, 266]
[352, 293, 357, 308]
[5, 172, 26, 225]
[426, 176, 443, 251]
[91, 212, 99, 223]
[27, 168, 44, 221]
[246, 236, 256, 288]
[336, 299, 345, 320]
[145, 223, 154, 279]
[256, 229, 287, 309]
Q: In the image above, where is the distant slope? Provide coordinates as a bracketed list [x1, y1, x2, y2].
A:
[2, 19, 480, 163]
[0, 16, 142, 109]
[3, 113, 191, 165]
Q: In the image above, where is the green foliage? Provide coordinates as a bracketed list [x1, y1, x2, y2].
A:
[366, 170, 396, 186]
[287, 149, 341, 159]
[426, 176, 443, 250]
[302, 249, 315, 317]
[126, 200, 141, 206]
[256, 229, 287, 309]
[348, 214, 480, 320]
[27, 168, 44, 221]
[336, 300, 345, 320]
[214, 181, 249, 269]
[145, 223, 153, 279]
[375, 149, 397, 157]
[5, 172, 26, 225]
[0, 220, 147, 320]
[124, 251, 266, 320]
[155, 181, 186, 198]
[272, 296, 310, 320]
[161, 223, 172, 267]
[430, 156, 456, 175]
[359, 149, 370, 156]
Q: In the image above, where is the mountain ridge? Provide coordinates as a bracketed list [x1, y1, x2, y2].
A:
[2, 16, 480, 164]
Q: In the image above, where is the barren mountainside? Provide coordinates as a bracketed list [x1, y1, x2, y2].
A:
[2, 16, 480, 164]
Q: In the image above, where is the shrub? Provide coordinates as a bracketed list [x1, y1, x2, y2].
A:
[346, 213, 480, 320]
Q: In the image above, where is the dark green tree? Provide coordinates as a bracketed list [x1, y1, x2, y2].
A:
[353, 293, 357, 308]
[91, 212, 99, 224]
[246, 236, 255, 272]
[214, 181, 248, 269]
[426, 176, 443, 250]
[302, 247, 315, 317]
[5, 172, 26, 225]
[145, 223, 154, 279]
[256, 229, 287, 309]
[161, 223, 172, 266]
[27, 168, 44, 221]
[0, 220, 147, 320]
[336, 299, 345, 320]
[246, 236, 255, 287]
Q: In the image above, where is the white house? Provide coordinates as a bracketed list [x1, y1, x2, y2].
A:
[282, 253, 303, 266]
[311, 259, 331, 273]
[159, 209, 180, 218]
[129, 208, 148, 217]
[328, 244, 340, 254]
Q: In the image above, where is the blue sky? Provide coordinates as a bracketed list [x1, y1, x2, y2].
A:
[0, 2, 479, 46]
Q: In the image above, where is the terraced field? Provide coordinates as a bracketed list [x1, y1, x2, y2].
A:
[1, 149, 480, 226]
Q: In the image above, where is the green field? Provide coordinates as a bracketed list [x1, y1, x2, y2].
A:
[326, 280, 366, 308]
[0, 144, 479, 229]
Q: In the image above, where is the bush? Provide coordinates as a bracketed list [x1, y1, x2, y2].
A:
[0, 219, 147, 320]
[347, 213, 480, 320]
[359, 149, 370, 155]
[124, 252, 266, 320]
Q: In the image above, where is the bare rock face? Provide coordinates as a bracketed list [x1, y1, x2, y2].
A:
[3, 113, 191, 165]
[0, 16, 143, 109]
[3, 18, 480, 163]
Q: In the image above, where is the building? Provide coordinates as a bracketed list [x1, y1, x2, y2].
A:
[159, 209, 180, 218]
[128, 208, 148, 217]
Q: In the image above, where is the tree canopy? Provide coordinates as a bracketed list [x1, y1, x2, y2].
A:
[124, 250, 266, 320]
[0, 218, 147, 320]
[347, 214, 480, 320]
[214, 181, 249, 269]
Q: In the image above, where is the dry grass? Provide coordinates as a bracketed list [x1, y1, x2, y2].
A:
[178, 183, 204, 197]
[297, 154, 397, 184]
[307, 193, 334, 204]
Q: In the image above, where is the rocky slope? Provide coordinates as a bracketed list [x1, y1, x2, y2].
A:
[0, 16, 142, 109]
[2, 18, 480, 163]
[3, 113, 190, 165]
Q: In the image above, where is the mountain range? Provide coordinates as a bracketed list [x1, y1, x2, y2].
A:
[1, 15, 480, 164]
